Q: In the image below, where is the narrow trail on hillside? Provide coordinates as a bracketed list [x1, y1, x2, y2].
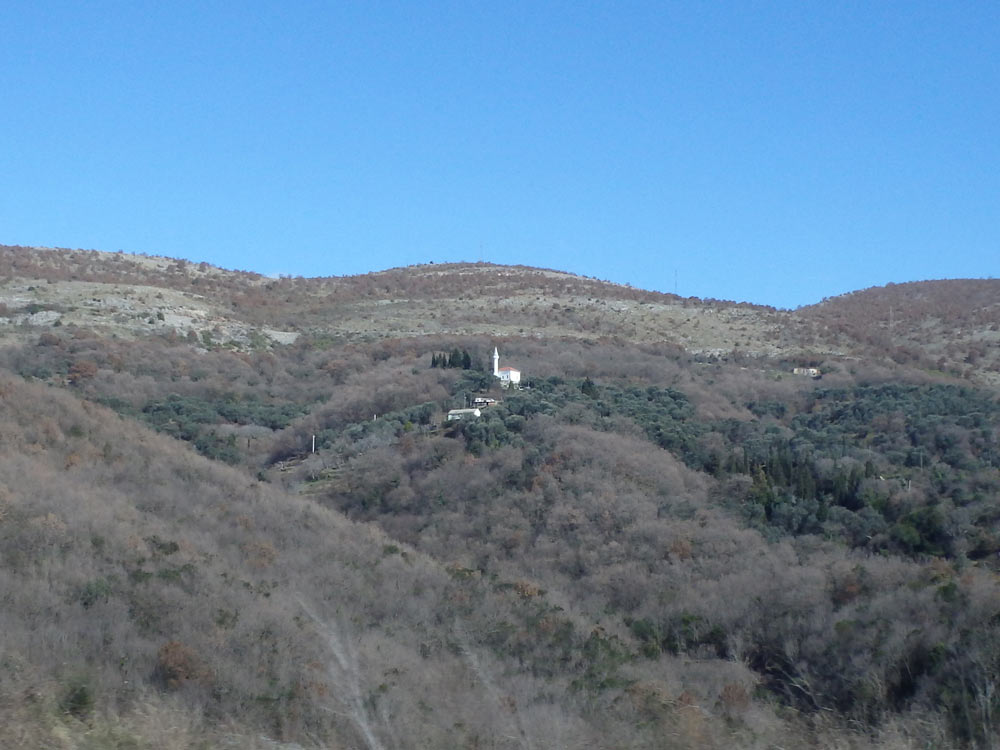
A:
[297, 596, 387, 750]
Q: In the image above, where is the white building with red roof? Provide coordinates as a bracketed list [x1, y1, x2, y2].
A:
[492, 347, 521, 386]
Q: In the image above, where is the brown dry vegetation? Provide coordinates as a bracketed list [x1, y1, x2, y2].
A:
[1, 246, 999, 748]
[800, 279, 1000, 383]
[5, 246, 998, 381]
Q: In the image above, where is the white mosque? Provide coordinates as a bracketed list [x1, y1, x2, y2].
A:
[492, 347, 521, 386]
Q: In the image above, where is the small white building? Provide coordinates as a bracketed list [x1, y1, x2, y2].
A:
[472, 397, 497, 408]
[447, 408, 481, 421]
[792, 367, 822, 378]
[492, 347, 521, 386]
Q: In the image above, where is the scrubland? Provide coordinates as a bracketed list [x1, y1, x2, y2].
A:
[1, 246, 999, 748]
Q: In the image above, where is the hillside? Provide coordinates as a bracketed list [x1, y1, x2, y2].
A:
[1, 245, 807, 357]
[5, 246, 998, 383]
[2, 374, 693, 748]
[1, 245, 1000, 748]
[800, 279, 1000, 384]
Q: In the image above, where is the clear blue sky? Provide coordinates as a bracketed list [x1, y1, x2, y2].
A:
[2, 2, 998, 308]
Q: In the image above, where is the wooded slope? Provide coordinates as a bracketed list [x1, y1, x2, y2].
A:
[1, 246, 999, 748]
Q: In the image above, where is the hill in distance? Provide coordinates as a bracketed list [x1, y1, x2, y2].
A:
[1, 244, 1000, 749]
[3, 245, 1000, 382]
